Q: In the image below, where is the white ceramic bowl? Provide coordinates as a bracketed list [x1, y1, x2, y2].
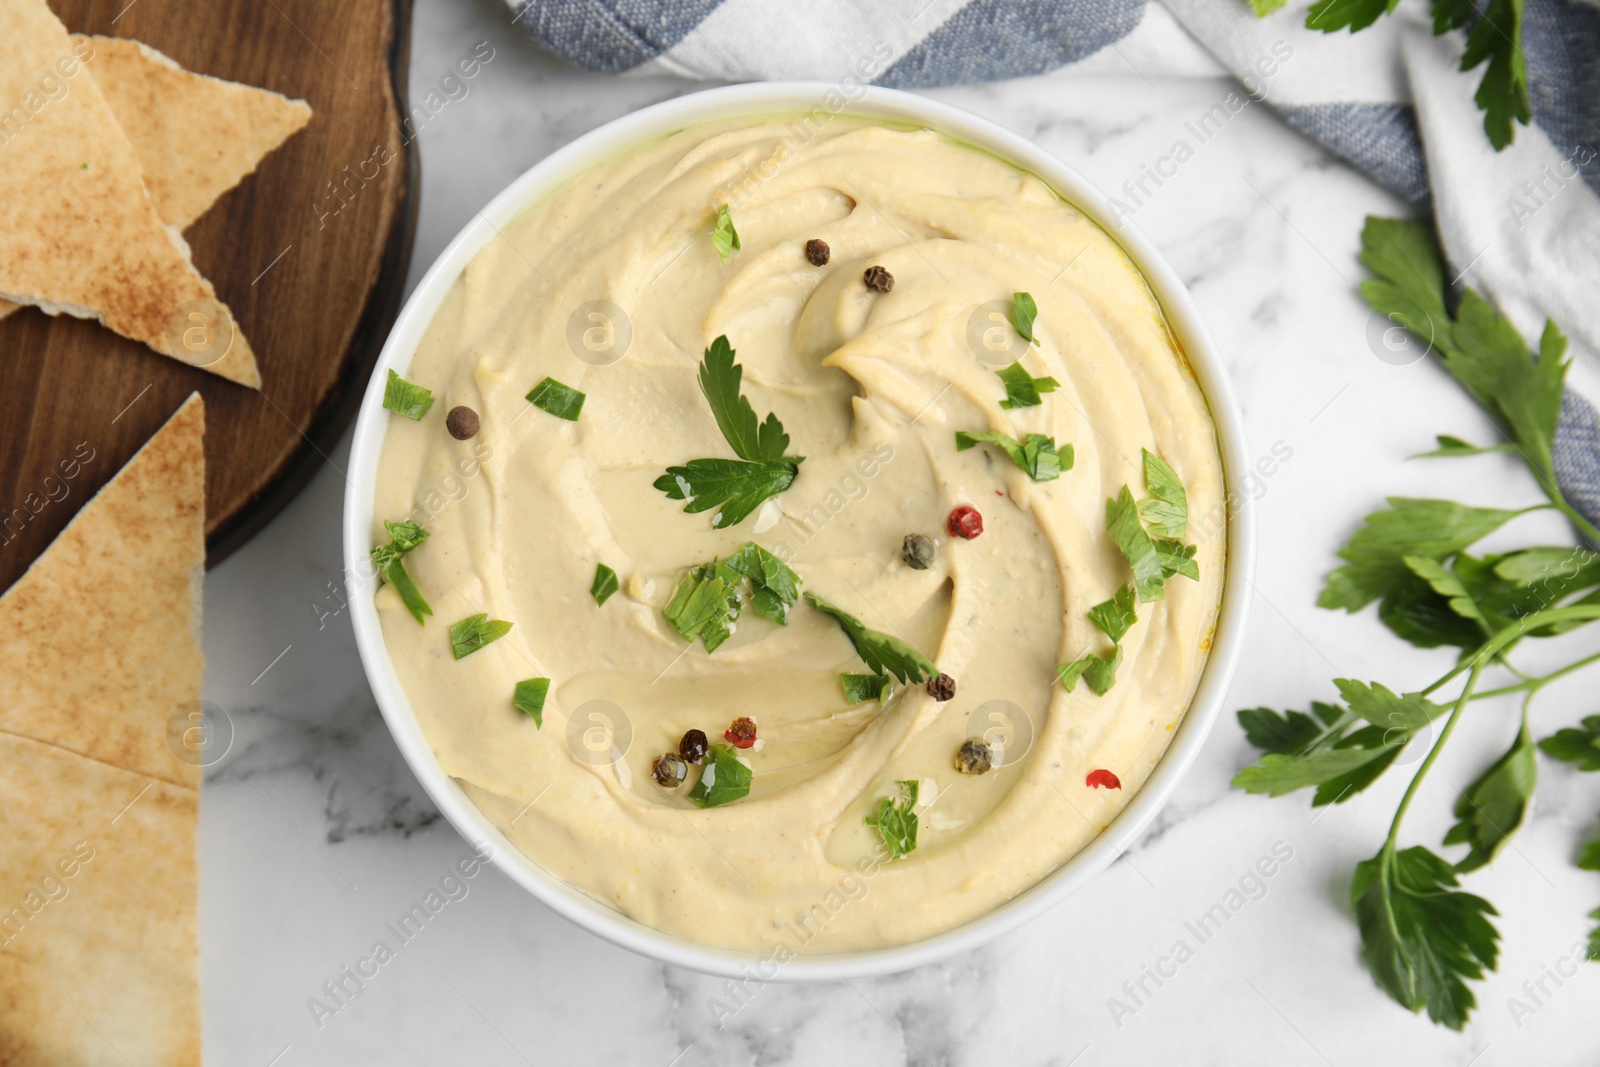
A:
[344, 83, 1254, 981]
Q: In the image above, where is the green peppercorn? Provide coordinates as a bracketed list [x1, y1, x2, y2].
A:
[955, 738, 992, 775]
[901, 533, 934, 570]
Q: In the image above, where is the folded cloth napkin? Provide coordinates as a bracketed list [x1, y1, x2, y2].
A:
[509, 0, 1600, 520]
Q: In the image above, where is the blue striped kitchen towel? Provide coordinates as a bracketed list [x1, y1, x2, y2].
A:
[508, 0, 1600, 521]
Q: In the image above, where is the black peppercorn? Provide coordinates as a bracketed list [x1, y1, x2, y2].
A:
[804, 239, 830, 266]
[446, 405, 480, 440]
[679, 728, 708, 765]
[927, 673, 956, 701]
[652, 753, 688, 788]
[901, 533, 934, 570]
[863, 265, 894, 293]
[955, 738, 992, 775]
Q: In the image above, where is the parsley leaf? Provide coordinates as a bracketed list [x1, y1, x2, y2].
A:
[1057, 645, 1122, 696]
[688, 743, 752, 808]
[955, 430, 1070, 482]
[657, 336, 802, 527]
[1319, 498, 1523, 614]
[449, 613, 513, 659]
[662, 544, 799, 650]
[1538, 716, 1600, 771]
[1361, 217, 1568, 487]
[1352, 845, 1501, 1031]
[1234, 683, 1448, 806]
[654, 459, 798, 529]
[1414, 435, 1517, 459]
[1106, 486, 1165, 603]
[865, 780, 919, 860]
[512, 678, 549, 726]
[383, 369, 434, 420]
[1460, 0, 1531, 151]
[1138, 449, 1188, 538]
[710, 205, 740, 263]
[1088, 584, 1138, 644]
[1305, 0, 1399, 33]
[725, 541, 801, 624]
[841, 672, 890, 705]
[1444, 718, 1536, 872]
[525, 377, 586, 421]
[663, 561, 741, 652]
[1247, 0, 1287, 12]
[804, 592, 936, 685]
[995, 361, 1059, 410]
[1239, 701, 1346, 755]
[590, 563, 619, 606]
[1155, 539, 1199, 582]
[1011, 292, 1039, 344]
[370, 519, 432, 624]
[698, 335, 792, 463]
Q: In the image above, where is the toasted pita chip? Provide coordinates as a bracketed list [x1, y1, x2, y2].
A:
[79, 35, 312, 231]
[0, 36, 312, 324]
[0, 734, 198, 1067]
[0, 1, 259, 386]
[0, 395, 204, 1064]
[0, 395, 204, 790]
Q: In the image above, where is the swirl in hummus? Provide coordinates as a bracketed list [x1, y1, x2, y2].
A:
[372, 116, 1226, 953]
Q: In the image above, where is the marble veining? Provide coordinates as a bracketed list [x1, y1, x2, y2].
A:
[195, 0, 1600, 1062]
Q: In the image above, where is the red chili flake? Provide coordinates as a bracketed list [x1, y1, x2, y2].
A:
[725, 716, 758, 749]
[947, 506, 983, 540]
[1086, 769, 1122, 790]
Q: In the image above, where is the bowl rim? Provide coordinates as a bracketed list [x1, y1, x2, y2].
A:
[343, 81, 1256, 982]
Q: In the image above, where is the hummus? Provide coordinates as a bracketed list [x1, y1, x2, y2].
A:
[373, 116, 1225, 953]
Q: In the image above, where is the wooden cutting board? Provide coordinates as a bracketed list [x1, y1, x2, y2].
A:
[0, 0, 417, 592]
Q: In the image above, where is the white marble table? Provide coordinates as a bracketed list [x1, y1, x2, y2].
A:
[199, 0, 1600, 1062]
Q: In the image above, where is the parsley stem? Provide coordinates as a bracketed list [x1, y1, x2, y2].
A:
[1553, 497, 1600, 548]
[1419, 604, 1600, 698]
[1470, 647, 1600, 701]
[1385, 660, 1485, 853]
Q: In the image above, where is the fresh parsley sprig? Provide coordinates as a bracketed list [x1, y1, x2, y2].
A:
[1233, 214, 1600, 1028]
[1264, 0, 1530, 150]
[655, 336, 804, 528]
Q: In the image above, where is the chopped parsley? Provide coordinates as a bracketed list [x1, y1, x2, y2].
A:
[710, 204, 740, 263]
[955, 430, 1070, 483]
[725, 541, 801, 624]
[1012, 291, 1039, 344]
[804, 592, 936, 685]
[663, 543, 800, 651]
[866, 780, 919, 860]
[383, 369, 434, 420]
[688, 742, 752, 808]
[841, 672, 890, 705]
[1106, 486, 1166, 603]
[1087, 583, 1138, 644]
[1137, 450, 1188, 538]
[654, 336, 803, 528]
[591, 563, 619, 606]
[1056, 646, 1122, 696]
[512, 678, 549, 726]
[525, 377, 586, 421]
[370, 519, 432, 624]
[996, 361, 1059, 410]
[449, 613, 513, 659]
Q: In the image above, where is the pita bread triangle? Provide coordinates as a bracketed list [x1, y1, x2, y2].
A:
[0, 36, 312, 325]
[0, 393, 205, 1065]
[78, 35, 313, 231]
[0, 0, 259, 387]
[0, 393, 205, 790]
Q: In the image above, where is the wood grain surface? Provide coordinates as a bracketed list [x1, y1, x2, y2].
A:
[0, 0, 417, 592]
